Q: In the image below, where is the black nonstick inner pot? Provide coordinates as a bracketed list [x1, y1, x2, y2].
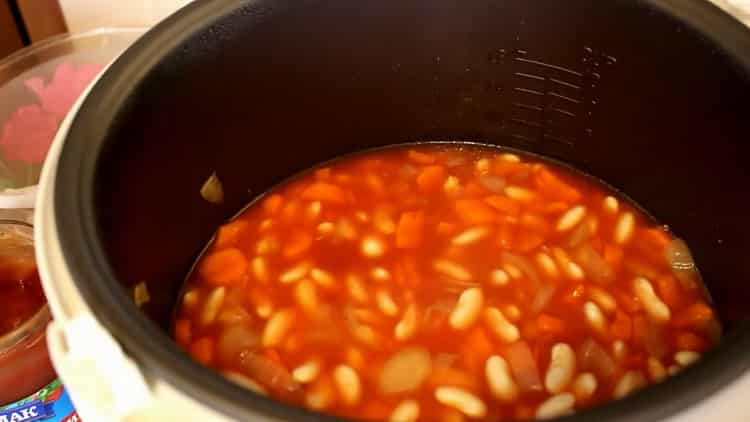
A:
[54, 0, 750, 421]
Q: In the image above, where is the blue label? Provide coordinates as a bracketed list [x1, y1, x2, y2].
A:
[0, 380, 78, 422]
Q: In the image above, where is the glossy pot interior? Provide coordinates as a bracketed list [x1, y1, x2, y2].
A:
[54, 0, 750, 420]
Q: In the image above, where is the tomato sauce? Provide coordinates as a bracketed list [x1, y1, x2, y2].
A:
[0, 223, 55, 405]
[173, 145, 720, 422]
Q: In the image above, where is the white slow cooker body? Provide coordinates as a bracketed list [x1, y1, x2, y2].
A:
[34, 2, 750, 421]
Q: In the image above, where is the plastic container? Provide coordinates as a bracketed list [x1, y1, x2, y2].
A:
[0, 220, 53, 404]
[0, 28, 145, 209]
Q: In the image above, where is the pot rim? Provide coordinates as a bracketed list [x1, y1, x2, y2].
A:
[49, 1, 750, 421]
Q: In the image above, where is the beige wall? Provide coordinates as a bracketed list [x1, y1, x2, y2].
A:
[59, 0, 193, 33]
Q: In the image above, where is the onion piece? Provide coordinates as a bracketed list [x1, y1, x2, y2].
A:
[217, 324, 261, 364]
[479, 175, 506, 193]
[200, 171, 224, 204]
[578, 338, 616, 379]
[531, 284, 557, 313]
[133, 281, 150, 307]
[379, 347, 432, 394]
[501, 251, 541, 286]
[239, 351, 302, 402]
[574, 243, 614, 283]
[505, 341, 543, 392]
[665, 238, 701, 290]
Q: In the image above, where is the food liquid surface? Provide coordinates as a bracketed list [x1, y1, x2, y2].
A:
[174, 144, 719, 422]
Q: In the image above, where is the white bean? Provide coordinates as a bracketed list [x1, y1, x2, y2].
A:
[374, 210, 396, 234]
[310, 268, 335, 288]
[545, 343, 576, 394]
[294, 279, 318, 314]
[256, 235, 279, 255]
[361, 235, 387, 258]
[317, 221, 335, 235]
[603, 196, 619, 214]
[675, 351, 701, 367]
[588, 286, 617, 313]
[182, 290, 200, 309]
[371, 266, 392, 282]
[334, 365, 362, 406]
[498, 153, 521, 162]
[444, 176, 461, 194]
[251, 256, 269, 282]
[503, 263, 523, 280]
[434, 386, 487, 418]
[552, 248, 585, 280]
[536, 252, 560, 279]
[395, 304, 419, 341]
[557, 205, 587, 232]
[306, 201, 322, 220]
[502, 304, 521, 322]
[484, 307, 520, 343]
[262, 308, 295, 347]
[475, 158, 491, 174]
[223, 371, 267, 395]
[486, 355, 519, 402]
[583, 301, 606, 333]
[434, 259, 473, 281]
[346, 274, 369, 303]
[614, 212, 635, 244]
[612, 340, 628, 361]
[490, 269, 510, 286]
[201, 287, 226, 326]
[449, 288, 484, 330]
[505, 185, 536, 202]
[648, 357, 667, 382]
[279, 262, 310, 284]
[292, 360, 321, 384]
[390, 400, 420, 422]
[536, 393, 575, 420]
[306, 379, 334, 410]
[572, 372, 598, 401]
[667, 365, 681, 376]
[452, 227, 490, 245]
[376, 289, 400, 317]
[633, 277, 671, 322]
[613, 370, 646, 399]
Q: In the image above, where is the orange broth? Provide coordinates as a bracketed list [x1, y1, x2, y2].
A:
[173, 145, 719, 422]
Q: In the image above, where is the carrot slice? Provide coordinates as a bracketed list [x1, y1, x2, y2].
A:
[673, 302, 714, 329]
[497, 223, 514, 250]
[174, 319, 192, 347]
[262, 194, 284, 215]
[215, 220, 249, 248]
[603, 244, 624, 269]
[361, 402, 392, 421]
[535, 168, 583, 202]
[462, 328, 495, 372]
[301, 182, 348, 203]
[464, 182, 486, 197]
[282, 231, 313, 259]
[484, 195, 521, 216]
[396, 211, 425, 249]
[199, 248, 248, 285]
[436, 222, 457, 235]
[537, 314, 566, 336]
[428, 366, 480, 391]
[416, 165, 446, 192]
[190, 337, 215, 365]
[455, 199, 497, 224]
[407, 149, 436, 164]
[514, 232, 545, 253]
[674, 331, 709, 352]
[611, 311, 632, 340]
[314, 167, 332, 180]
[505, 341, 543, 392]
[655, 275, 682, 309]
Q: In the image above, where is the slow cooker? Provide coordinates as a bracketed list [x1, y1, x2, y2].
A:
[35, 0, 750, 421]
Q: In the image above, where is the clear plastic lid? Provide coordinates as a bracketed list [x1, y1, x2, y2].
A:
[0, 28, 145, 208]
